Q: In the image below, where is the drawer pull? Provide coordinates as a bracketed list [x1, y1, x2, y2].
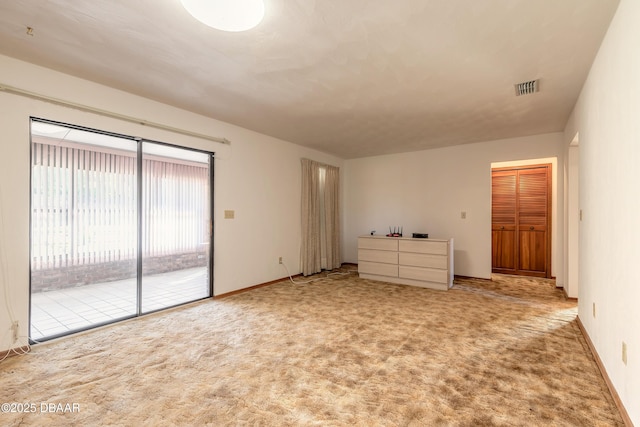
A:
[530, 226, 534, 230]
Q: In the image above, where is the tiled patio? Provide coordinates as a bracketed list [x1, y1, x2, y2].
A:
[30, 267, 209, 341]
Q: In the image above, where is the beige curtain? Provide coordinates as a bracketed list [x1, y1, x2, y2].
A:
[300, 159, 341, 276]
[323, 164, 341, 270]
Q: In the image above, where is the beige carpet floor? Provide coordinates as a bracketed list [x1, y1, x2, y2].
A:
[1, 272, 625, 426]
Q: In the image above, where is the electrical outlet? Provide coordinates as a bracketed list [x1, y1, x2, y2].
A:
[278, 257, 283, 264]
[11, 321, 19, 343]
[592, 302, 596, 318]
[461, 211, 467, 219]
[622, 342, 627, 365]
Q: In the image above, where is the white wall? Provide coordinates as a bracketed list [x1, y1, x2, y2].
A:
[564, 0, 639, 423]
[0, 55, 343, 353]
[343, 133, 564, 280]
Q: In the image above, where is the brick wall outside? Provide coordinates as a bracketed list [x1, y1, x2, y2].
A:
[31, 251, 208, 293]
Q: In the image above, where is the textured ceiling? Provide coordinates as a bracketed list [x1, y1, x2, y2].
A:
[0, 0, 620, 159]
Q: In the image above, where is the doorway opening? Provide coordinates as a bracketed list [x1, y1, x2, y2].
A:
[491, 162, 552, 278]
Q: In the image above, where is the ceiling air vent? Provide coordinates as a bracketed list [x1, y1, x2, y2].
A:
[515, 79, 539, 96]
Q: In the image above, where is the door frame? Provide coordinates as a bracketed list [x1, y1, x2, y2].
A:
[491, 163, 552, 278]
[490, 157, 558, 280]
[564, 136, 580, 298]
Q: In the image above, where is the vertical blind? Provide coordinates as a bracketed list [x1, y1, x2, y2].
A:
[142, 157, 210, 258]
[31, 142, 209, 270]
[32, 142, 137, 270]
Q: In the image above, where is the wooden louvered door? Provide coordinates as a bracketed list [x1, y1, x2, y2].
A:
[492, 164, 551, 278]
[492, 171, 517, 272]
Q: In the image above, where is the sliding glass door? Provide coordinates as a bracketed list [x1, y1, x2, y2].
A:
[30, 118, 212, 341]
[141, 142, 211, 313]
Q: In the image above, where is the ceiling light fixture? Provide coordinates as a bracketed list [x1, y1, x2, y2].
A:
[180, 0, 265, 32]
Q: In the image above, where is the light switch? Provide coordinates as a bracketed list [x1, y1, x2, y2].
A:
[224, 210, 235, 219]
[461, 211, 466, 219]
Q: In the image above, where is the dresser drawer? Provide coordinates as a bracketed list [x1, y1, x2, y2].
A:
[359, 249, 398, 264]
[358, 261, 398, 277]
[399, 252, 447, 269]
[399, 266, 448, 284]
[358, 237, 398, 251]
[398, 240, 448, 255]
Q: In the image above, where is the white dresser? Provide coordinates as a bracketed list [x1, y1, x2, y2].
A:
[358, 236, 454, 291]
